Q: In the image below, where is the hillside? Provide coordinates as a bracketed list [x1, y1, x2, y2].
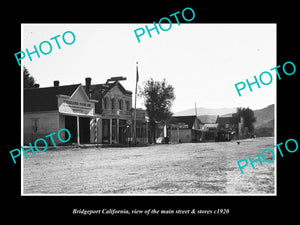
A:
[217, 104, 275, 136]
[253, 104, 274, 137]
[173, 104, 275, 136]
[198, 115, 218, 124]
[173, 107, 237, 117]
[253, 104, 274, 128]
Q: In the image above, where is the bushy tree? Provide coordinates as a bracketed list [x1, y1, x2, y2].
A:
[24, 66, 39, 88]
[139, 78, 175, 143]
[237, 107, 256, 135]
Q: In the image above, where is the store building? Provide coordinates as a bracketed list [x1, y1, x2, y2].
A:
[200, 123, 218, 142]
[23, 77, 148, 145]
[168, 116, 201, 143]
[216, 114, 241, 141]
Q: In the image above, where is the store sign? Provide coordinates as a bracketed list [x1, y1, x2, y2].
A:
[59, 99, 94, 116]
[171, 123, 189, 129]
[178, 123, 189, 129]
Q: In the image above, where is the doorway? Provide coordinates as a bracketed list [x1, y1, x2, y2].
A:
[119, 119, 127, 144]
[79, 117, 90, 144]
[102, 119, 110, 144]
[65, 115, 77, 143]
[64, 115, 90, 144]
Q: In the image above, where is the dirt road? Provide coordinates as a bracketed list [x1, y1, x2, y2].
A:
[23, 137, 275, 194]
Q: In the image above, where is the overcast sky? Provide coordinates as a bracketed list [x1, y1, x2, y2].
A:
[22, 23, 276, 113]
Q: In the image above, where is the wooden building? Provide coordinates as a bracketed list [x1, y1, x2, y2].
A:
[169, 116, 201, 143]
[23, 77, 148, 145]
[199, 123, 218, 142]
[216, 114, 240, 141]
[198, 114, 242, 142]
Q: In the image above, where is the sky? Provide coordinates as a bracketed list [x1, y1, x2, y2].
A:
[22, 23, 276, 113]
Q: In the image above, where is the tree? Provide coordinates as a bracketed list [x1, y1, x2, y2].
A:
[24, 66, 39, 88]
[139, 78, 175, 143]
[237, 107, 256, 137]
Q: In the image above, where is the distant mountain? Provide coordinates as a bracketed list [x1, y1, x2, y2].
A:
[174, 107, 237, 124]
[220, 104, 274, 128]
[197, 115, 218, 124]
[173, 107, 237, 117]
[253, 104, 274, 129]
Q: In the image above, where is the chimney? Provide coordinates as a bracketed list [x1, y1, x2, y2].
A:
[54, 80, 59, 87]
[85, 77, 91, 97]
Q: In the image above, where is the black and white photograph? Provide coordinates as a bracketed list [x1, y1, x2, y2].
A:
[4, 2, 299, 221]
[21, 23, 276, 195]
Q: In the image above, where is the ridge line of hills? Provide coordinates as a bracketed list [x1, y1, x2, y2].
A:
[173, 104, 274, 136]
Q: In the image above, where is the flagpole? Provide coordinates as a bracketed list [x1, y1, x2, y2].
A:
[133, 62, 138, 145]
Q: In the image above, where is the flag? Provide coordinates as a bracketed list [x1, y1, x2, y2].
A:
[136, 62, 139, 83]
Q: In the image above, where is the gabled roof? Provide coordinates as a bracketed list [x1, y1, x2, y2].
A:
[25, 78, 133, 113]
[172, 116, 201, 129]
[24, 84, 80, 112]
[200, 123, 218, 131]
[85, 81, 132, 101]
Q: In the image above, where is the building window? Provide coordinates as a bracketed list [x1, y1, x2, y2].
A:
[102, 119, 110, 143]
[104, 97, 108, 109]
[112, 119, 117, 140]
[111, 98, 115, 110]
[126, 100, 130, 111]
[119, 99, 123, 110]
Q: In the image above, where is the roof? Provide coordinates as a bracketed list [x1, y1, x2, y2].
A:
[85, 81, 132, 101]
[216, 116, 239, 124]
[24, 84, 80, 112]
[200, 123, 218, 131]
[83, 81, 132, 114]
[25, 77, 134, 113]
[171, 116, 201, 129]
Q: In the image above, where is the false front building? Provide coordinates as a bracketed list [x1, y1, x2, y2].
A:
[168, 116, 201, 143]
[24, 77, 148, 145]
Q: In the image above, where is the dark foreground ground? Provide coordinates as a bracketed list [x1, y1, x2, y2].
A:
[23, 137, 275, 195]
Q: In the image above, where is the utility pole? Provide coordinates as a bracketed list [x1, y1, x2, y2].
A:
[133, 62, 139, 145]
